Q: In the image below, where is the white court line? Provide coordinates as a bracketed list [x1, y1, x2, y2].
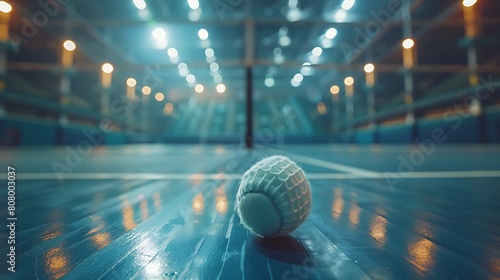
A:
[287, 153, 382, 177]
[2, 171, 500, 180]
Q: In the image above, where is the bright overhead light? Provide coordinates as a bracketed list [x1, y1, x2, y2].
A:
[216, 84, 226, 93]
[155, 92, 165, 102]
[188, 8, 201, 22]
[156, 39, 168, 49]
[463, 0, 477, 7]
[325, 28, 338, 39]
[330, 85, 340, 95]
[265, 77, 275, 88]
[312, 47, 323, 57]
[195, 84, 204, 93]
[126, 78, 137, 87]
[142, 86, 152, 95]
[198, 29, 209, 40]
[0, 1, 12, 13]
[288, 0, 298, 8]
[287, 8, 302, 22]
[179, 68, 189, 77]
[186, 74, 196, 83]
[164, 103, 174, 115]
[341, 0, 355, 11]
[206, 56, 216, 63]
[210, 62, 219, 72]
[274, 54, 285, 64]
[101, 63, 114, 74]
[153, 28, 166, 40]
[133, 0, 147, 10]
[214, 74, 223, 83]
[402, 38, 415, 49]
[279, 36, 291, 47]
[364, 63, 375, 73]
[301, 62, 312, 76]
[321, 38, 333, 48]
[344, 76, 354, 86]
[188, 0, 200, 10]
[279, 26, 288, 37]
[293, 73, 304, 83]
[309, 54, 319, 64]
[334, 9, 347, 21]
[63, 40, 76, 51]
[178, 63, 188, 70]
[167, 48, 178, 58]
[291, 79, 301, 88]
[138, 9, 149, 18]
[205, 48, 214, 57]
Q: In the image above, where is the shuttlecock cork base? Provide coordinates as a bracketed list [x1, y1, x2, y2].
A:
[236, 155, 312, 237]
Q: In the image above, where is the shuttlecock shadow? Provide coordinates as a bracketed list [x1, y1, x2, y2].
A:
[251, 235, 309, 265]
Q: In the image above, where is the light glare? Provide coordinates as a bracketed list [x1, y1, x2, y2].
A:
[155, 92, 165, 102]
[402, 38, 415, 49]
[265, 77, 275, 88]
[325, 28, 338, 39]
[63, 40, 76, 51]
[341, 0, 355, 11]
[167, 48, 178, 58]
[344, 76, 354, 86]
[126, 78, 137, 87]
[312, 47, 323, 57]
[330, 85, 340, 95]
[334, 9, 347, 21]
[0, 1, 12, 13]
[101, 63, 114, 74]
[142, 86, 151, 95]
[364, 63, 375, 73]
[198, 29, 209, 40]
[186, 74, 196, 83]
[463, 0, 477, 7]
[153, 28, 166, 40]
[216, 84, 226, 93]
[195, 84, 204, 93]
[188, 0, 200, 10]
[133, 0, 147, 10]
[205, 48, 214, 57]
[293, 73, 304, 83]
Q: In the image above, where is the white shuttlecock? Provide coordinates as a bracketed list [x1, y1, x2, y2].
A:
[236, 155, 312, 237]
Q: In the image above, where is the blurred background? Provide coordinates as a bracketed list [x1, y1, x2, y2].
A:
[0, 0, 499, 146]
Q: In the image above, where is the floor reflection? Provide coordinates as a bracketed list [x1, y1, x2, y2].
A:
[216, 185, 228, 214]
[332, 188, 344, 221]
[122, 198, 137, 231]
[193, 193, 204, 214]
[348, 203, 361, 226]
[140, 195, 150, 221]
[88, 215, 111, 250]
[153, 192, 162, 212]
[369, 215, 388, 245]
[44, 245, 70, 279]
[407, 238, 436, 273]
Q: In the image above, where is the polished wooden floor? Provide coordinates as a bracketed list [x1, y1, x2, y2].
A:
[1, 145, 500, 280]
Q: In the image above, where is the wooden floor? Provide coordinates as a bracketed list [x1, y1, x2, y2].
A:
[1, 145, 500, 280]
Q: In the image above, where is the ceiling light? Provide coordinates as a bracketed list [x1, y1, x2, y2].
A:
[63, 40, 76, 51]
[341, 0, 355, 11]
[216, 84, 226, 93]
[167, 48, 178, 58]
[198, 29, 209, 40]
[133, 0, 147, 10]
[188, 0, 199, 10]
[126, 78, 137, 87]
[312, 47, 323, 56]
[325, 28, 338, 39]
